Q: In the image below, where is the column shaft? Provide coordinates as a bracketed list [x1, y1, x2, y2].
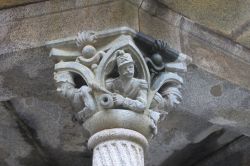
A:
[88, 128, 148, 166]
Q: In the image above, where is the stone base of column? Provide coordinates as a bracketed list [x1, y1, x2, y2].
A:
[88, 128, 149, 166]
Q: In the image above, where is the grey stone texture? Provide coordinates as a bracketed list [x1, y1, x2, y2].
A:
[0, 0, 44, 9]
[159, 0, 250, 50]
[0, 0, 249, 166]
[196, 136, 250, 166]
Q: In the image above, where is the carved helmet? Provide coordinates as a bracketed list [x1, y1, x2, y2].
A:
[116, 50, 134, 67]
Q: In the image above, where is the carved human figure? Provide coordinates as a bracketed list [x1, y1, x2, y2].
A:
[55, 71, 96, 123]
[105, 50, 148, 113]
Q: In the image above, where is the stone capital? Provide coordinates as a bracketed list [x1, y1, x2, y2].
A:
[49, 27, 191, 165]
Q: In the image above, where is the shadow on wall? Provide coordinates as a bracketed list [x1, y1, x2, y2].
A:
[160, 129, 243, 166]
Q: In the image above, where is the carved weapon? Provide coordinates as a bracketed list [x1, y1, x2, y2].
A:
[88, 82, 114, 108]
[89, 82, 112, 95]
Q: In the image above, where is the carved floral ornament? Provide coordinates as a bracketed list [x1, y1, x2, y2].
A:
[49, 27, 191, 141]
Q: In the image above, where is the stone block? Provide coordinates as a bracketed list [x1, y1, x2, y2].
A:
[179, 18, 250, 64]
[180, 30, 250, 90]
[139, 9, 181, 51]
[0, 0, 43, 9]
[0, 0, 139, 55]
[141, 0, 183, 27]
[0, 0, 114, 24]
[237, 29, 250, 49]
[127, 0, 143, 7]
[159, 0, 250, 38]
[180, 65, 250, 136]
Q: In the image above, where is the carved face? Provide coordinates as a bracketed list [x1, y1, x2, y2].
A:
[118, 62, 134, 78]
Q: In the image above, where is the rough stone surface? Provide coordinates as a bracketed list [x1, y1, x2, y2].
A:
[89, 129, 147, 166]
[0, 0, 138, 55]
[0, 47, 54, 100]
[0, 103, 33, 166]
[0, 0, 250, 166]
[139, 9, 181, 51]
[1, 97, 241, 166]
[180, 30, 250, 90]
[1, 98, 92, 166]
[179, 65, 250, 136]
[237, 29, 250, 48]
[196, 136, 250, 166]
[0, 0, 44, 9]
[159, 0, 250, 49]
[0, 0, 114, 24]
[139, 0, 250, 90]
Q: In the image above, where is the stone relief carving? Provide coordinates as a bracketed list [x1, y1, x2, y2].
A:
[50, 27, 191, 138]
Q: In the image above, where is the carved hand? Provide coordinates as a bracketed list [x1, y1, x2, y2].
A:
[112, 93, 125, 106]
[79, 86, 92, 97]
[167, 93, 181, 107]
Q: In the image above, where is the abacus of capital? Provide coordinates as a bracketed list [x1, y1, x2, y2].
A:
[48, 27, 191, 166]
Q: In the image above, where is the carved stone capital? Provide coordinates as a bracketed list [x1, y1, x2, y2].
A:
[49, 27, 191, 165]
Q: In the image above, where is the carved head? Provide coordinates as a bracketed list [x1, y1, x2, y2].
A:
[116, 50, 135, 78]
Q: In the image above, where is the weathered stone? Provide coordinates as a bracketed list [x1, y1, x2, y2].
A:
[181, 30, 250, 90]
[0, 0, 250, 165]
[159, 0, 250, 38]
[179, 65, 250, 136]
[237, 29, 250, 48]
[141, 0, 183, 27]
[5, 97, 92, 166]
[179, 19, 250, 64]
[196, 136, 250, 166]
[0, 103, 33, 166]
[48, 27, 191, 165]
[146, 110, 241, 166]
[0, 1, 138, 55]
[0, 0, 43, 9]
[139, 9, 181, 51]
[0, 47, 54, 100]
[140, 0, 250, 65]
[0, 0, 114, 24]
[138, 0, 250, 91]
[126, 0, 143, 7]
[157, 0, 250, 51]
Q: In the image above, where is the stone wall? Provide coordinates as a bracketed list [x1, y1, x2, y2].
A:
[0, 0, 249, 166]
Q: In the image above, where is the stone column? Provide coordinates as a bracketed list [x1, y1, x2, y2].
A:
[88, 128, 148, 166]
[49, 27, 191, 166]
